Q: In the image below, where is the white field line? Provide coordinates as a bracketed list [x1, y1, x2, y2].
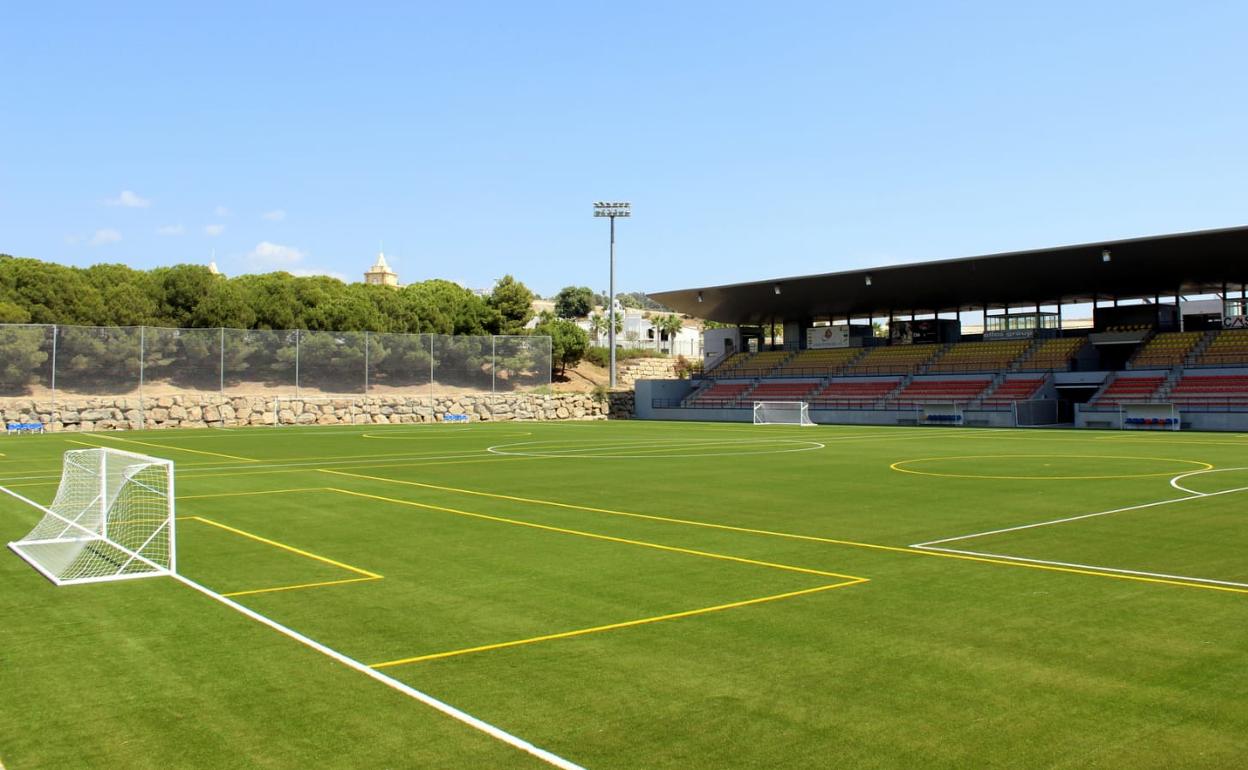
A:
[172, 573, 585, 770]
[913, 546, 1248, 589]
[910, 467, 1248, 588]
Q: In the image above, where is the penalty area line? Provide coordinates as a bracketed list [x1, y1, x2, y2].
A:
[172, 573, 586, 770]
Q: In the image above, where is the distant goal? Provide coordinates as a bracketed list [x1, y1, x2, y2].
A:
[4, 448, 175, 585]
[753, 401, 815, 426]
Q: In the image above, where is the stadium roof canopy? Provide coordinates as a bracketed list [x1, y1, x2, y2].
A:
[650, 225, 1248, 325]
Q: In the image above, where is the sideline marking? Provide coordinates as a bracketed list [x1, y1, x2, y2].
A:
[890, 454, 1213, 480]
[326, 487, 862, 581]
[224, 575, 380, 597]
[88, 432, 257, 462]
[186, 515, 382, 579]
[178, 487, 324, 500]
[172, 573, 584, 770]
[371, 579, 866, 668]
[321, 469, 1248, 595]
[488, 437, 825, 459]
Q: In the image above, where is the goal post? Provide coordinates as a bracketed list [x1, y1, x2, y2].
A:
[753, 400, 815, 426]
[4, 448, 175, 585]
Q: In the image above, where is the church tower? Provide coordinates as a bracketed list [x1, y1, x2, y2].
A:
[364, 251, 399, 286]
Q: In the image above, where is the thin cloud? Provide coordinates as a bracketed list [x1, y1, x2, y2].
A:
[249, 240, 305, 266]
[90, 228, 122, 246]
[64, 234, 83, 245]
[204, 224, 226, 237]
[105, 190, 151, 208]
[261, 209, 286, 221]
[214, 205, 231, 217]
[156, 224, 185, 236]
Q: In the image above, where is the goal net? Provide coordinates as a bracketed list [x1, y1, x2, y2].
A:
[4, 448, 175, 585]
[753, 400, 815, 426]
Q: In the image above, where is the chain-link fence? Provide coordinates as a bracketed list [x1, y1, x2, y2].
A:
[0, 325, 552, 402]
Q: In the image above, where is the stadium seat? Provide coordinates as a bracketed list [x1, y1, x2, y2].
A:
[1192, 329, 1248, 367]
[684, 381, 753, 407]
[1016, 337, 1083, 372]
[773, 348, 863, 376]
[888, 378, 992, 407]
[1091, 375, 1165, 407]
[808, 378, 901, 407]
[747, 381, 820, 401]
[1166, 374, 1248, 409]
[981, 377, 1045, 406]
[928, 340, 1029, 373]
[843, 345, 940, 375]
[1129, 331, 1202, 369]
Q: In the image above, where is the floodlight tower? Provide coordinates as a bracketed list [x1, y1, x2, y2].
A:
[593, 201, 631, 387]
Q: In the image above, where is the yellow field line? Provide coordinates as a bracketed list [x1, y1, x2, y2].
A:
[87, 432, 257, 462]
[321, 469, 1248, 595]
[371, 578, 867, 668]
[889, 454, 1213, 481]
[223, 575, 381, 598]
[326, 487, 861, 581]
[184, 515, 381, 579]
[177, 488, 324, 500]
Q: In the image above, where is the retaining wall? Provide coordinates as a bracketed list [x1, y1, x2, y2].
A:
[0, 392, 609, 431]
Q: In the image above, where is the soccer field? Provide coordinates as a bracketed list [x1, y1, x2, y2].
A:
[3, 421, 1248, 769]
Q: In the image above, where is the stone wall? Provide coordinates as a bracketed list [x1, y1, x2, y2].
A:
[608, 390, 635, 420]
[0, 392, 608, 431]
[617, 357, 682, 387]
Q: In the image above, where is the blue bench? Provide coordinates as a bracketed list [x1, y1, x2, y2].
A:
[442, 413, 470, 423]
[5, 422, 45, 435]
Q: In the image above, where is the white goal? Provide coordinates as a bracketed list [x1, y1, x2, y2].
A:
[4, 448, 175, 585]
[753, 400, 815, 426]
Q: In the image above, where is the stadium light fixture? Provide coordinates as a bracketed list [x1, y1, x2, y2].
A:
[696, 291, 703, 303]
[593, 201, 631, 387]
[865, 274, 873, 286]
[774, 284, 782, 295]
[1102, 249, 1112, 263]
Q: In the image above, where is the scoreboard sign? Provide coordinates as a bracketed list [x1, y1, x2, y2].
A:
[807, 326, 850, 349]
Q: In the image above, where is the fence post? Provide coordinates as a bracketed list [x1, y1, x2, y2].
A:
[219, 327, 225, 395]
[138, 325, 146, 431]
[50, 324, 57, 432]
[364, 331, 370, 396]
[295, 329, 301, 398]
[429, 334, 436, 421]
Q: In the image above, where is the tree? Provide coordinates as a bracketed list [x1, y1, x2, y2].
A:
[655, 314, 685, 353]
[151, 264, 219, 327]
[589, 311, 622, 344]
[191, 281, 257, 329]
[554, 286, 594, 319]
[533, 313, 589, 376]
[488, 275, 535, 334]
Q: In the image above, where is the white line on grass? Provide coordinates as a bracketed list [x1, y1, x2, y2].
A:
[912, 546, 1248, 589]
[910, 466, 1248, 588]
[172, 573, 585, 770]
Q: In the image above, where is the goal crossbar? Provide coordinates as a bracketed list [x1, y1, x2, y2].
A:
[753, 400, 815, 426]
[4, 448, 176, 585]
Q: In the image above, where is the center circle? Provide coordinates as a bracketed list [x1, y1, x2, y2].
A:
[487, 437, 825, 459]
[890, 454, 1213, 480]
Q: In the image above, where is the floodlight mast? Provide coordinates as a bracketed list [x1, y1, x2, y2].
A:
[593, 201, 631, 387]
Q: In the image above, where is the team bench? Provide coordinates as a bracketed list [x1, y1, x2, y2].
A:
[5, 422, 45, 435]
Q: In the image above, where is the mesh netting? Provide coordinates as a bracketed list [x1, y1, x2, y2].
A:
[8, 448, 173, 584]
[143, 326, 223, 395]
[0, 324, 54, 398]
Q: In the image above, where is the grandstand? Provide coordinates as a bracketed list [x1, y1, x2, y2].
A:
[928, 340, 1029, 373]
[773, 347, 863, 376]
[808, 377, 901, 407]
[843, 345, 939, 375]
[1017, 337, 1083, 371]
[981, 376, 1046, 406]
[1192, 329, 1248, 367]
[1167, 373, 1248, 408]
[1128, 331, 1203, 369]
[646, 225, 1248, 431]
[889, 377, 993, 406]
[1089, 374, 1165, 407]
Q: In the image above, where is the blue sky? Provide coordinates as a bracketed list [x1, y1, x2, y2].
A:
[2, 1, 1245, 298]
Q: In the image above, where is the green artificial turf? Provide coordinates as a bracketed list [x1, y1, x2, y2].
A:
[2, 421, 1247, 769]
